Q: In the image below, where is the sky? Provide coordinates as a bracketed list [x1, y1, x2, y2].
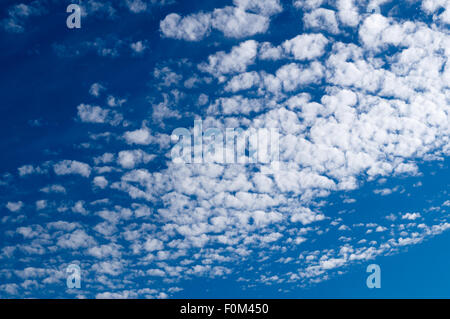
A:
[0, 0, 449, 299]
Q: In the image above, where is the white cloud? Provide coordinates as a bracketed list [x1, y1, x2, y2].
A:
[336, 0, 360, 27]
[358, 14, 408, 50]
[293, 0, 324, 10]
[199, 40, 258, 78]
[107, 95, 126, 107]
[130, 40, 147, 54]
[160, 12, 212, 41]
[72, 201, 88, 215]
[35, 200, 47, 210]
[208, 95, 264, 115]
[304, 8, 340, 34]
[258, 33, 329, 62]
[421, 0, 450, 24]
[54, 160, 91, 178]
[80, 0, 116, 18]
[402, 212, 421, 220]
[93, 176, 109, 189]
[211, 7, 269, 38]
[92, 260, 124, 276]
[57, 229, 96, 249]
[225, 71, 261, 92]
[147, 268, 166, 276]
[233, 0, 282, 16]
[160, 0, 281, 41]
[117, 150, 156, 169]
[259, 42, 283, 60]
[273, 61, 324, 92]
[88, 243, 121, 258]
[1, 2, 46, 33]
[40, 184, 66, 194]
[282, 34, 329, 60]
[144, 238, 164, 252]
[6, 201, 23, 212]
[18, 164, 47, 176]
[77, 104, 109, 123]
[89, 83, 105, 97]
[291, 208, 325, 225]
[125, 0, 148, 13]
[94, 153, 115, 165]
[123, 127, 153, 145]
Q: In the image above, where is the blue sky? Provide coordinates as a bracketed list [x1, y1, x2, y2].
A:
[0, 0, 449, 299]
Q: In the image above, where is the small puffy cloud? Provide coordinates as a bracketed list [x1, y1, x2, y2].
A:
[123, 128, 153, 145]
[107, 95, 126, 107]
[160, 0, 281, 41]
[233, 0, 282, 16]
[273, 61, 324, 92]
[402, 212, 421, 220]
[57, 229, 96, 249]
[374, 186, 400, 196]
[282, 34, 329, 60]
[117, 150, 156, 169]
[160, 12, 212, 41]
[125, 0, 148, 13]
[6, 201, 23, 212]
[89, 83, 105, 97]
[258, 33, 329, 62]
[144, 238, 164, 252]
[130, 40, 147, 54]
[72, 201, 88, 215]
[358, 14, 416, 50]
[1, 2, 46, 33]
[47, 221, 79, 231]
[96, 290, 137, 299]
[17, 164, 47, 176]
[290, 208, 325, 225]
[54, 160, 91, 178]
[199, 40, 258, 77]
[17, 165, 34, 176]
[77, 104, 109, 123]
[336, 0, 360, 27]
[211, 7, 269, 38]
[394, 163, 419, 175]
[93, 176, 108, 189]
[259, 42, 283, 60]
[293, 0, 324, 10]
[35, 200, 47, 210]
[0, 283, 19, 295]
[304, 8, 339, 34]
[40, 184, 66, 194]
[252, 211, 283, 226]
[80, 0, 116, 18]
[197, 93, 209, 105]
[87, 243, 121, 258]
[225, 71, 261, 92]
[207, 95, 264, 115]
[154, 66, 182, 87]
[147, 269, 166, 276]
[94, 153, 115, 165]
